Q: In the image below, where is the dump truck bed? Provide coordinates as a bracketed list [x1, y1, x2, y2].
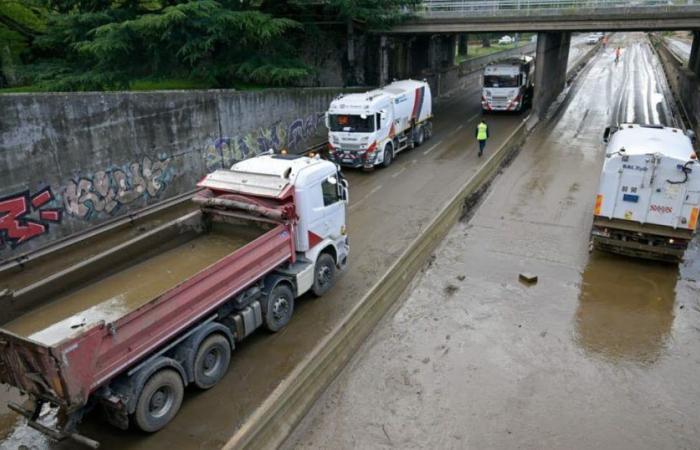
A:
[0, 212, 295, 409]
[4, 226, 258, 346]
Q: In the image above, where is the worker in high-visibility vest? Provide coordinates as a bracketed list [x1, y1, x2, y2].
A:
[475, 120, 489, 157]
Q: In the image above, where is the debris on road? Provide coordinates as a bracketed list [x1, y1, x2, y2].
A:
[518, 272, 538, 284]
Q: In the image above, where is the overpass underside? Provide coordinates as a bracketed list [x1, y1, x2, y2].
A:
[392, 6, 700, 33]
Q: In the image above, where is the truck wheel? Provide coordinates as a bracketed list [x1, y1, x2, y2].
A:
[193, 334, 231, 389]
[382, 145, 393, 168]
[264, 284, 294, 332]
[134, 369, 184, 433]
[414, 126, 425, 147]
[312, 253, 336, 297]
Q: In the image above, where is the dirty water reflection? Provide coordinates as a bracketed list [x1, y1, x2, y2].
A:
[574, 251, 677, 366]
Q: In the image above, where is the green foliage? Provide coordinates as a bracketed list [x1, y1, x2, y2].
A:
[320, 0, 419, 28]
[5, 0, 418, 91]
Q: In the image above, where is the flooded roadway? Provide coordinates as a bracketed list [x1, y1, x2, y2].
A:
[1, 44, 604, 450]
[287, 33, 700, 450]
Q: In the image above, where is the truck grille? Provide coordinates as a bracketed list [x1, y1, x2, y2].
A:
[339, 144, 364, 151]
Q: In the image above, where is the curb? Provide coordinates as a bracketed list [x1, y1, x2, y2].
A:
[223, 118, 529, 450]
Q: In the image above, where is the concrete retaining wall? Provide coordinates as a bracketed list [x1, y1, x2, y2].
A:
[0, 88, 354, 261]
[654, 37, 700, 137]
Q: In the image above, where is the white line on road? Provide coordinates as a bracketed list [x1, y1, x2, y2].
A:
[423, 141, 442, 156]
[466, 112, 481, 123]
[349, 184, 383, 211]
[391, 166, 407, 178]
[447, 124, 464, 137]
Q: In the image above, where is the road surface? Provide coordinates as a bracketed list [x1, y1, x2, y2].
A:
[0, 43, 596, 449]
[665, 36, 692, 63]
[287, 33, 700, 450]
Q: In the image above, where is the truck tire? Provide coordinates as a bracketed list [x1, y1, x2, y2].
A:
[414, 126, 425, 147]
[263, 284, 294, 332]
[382, 144, 393, 168]
[133, 369, 184, 433]
[193, 334, 231, 389]
[312, 252, 336, 297]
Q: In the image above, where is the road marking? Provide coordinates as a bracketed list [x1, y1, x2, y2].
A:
[391, 166, 407, 178]
[447, 124, 464, 137]
[349, 184, 383, 211]
[466, 112, 481, 123]
[423, 141, 442, 156]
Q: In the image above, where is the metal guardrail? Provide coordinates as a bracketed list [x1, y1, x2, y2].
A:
[418, 0, 699, 17]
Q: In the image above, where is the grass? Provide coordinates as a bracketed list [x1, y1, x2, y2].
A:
[456, 41, 530, 64]
[0, 85, 45, 93]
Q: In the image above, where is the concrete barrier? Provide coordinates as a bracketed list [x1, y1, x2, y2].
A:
[0, 88, 360, 262]
[653, 35, 700, 136]
[223, 118, 529, 450]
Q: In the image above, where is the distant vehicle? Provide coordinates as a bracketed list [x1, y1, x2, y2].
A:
[592, 124, 700, 262]
[326, 79, 433, 169]
[481, 56, 534, 113]
[586, 35, 600, 45]
[498, 35, 514, 45]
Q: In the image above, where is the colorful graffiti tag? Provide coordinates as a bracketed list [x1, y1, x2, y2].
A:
[62, 156, 172, 220]
[0, 187, 63, 249]
[204, 113, 325, 172]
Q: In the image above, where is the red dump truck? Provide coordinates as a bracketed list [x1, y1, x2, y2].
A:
[0, 153, 349, 447]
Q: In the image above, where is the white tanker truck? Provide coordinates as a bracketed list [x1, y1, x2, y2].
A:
[325, 80, 433, 169]
[591, 124, 700, 262]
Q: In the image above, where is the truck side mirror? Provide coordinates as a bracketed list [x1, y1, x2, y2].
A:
[341, 181, 349, 203]
[324, 112, 330, 129]
[686, 129, 696, 143]
[603, 127, 612, 144]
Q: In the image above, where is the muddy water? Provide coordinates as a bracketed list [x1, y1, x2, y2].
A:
[0, 201, 198, 293]
[4, 225, 258, 346]
[574, 252, 678, 365]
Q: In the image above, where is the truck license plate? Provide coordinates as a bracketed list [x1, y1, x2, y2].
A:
[342, 159, 353, 163]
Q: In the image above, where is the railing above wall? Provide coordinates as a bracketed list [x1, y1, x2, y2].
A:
[417, 0, 700, 17]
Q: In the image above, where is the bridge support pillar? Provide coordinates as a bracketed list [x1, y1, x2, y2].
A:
[533, 31, 571, 117]
[689, 31, 700, 76]
[379, 35, 390, 86]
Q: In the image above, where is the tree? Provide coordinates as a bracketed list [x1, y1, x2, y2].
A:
[11, 0, 419, 91]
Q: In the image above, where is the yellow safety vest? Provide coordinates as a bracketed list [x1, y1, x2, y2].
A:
[477, 123, 488, 141]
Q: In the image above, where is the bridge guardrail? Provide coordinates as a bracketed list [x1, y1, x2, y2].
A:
[418, 0, 700, 17]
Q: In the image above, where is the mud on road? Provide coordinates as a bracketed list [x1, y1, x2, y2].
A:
[287, 33, 700, 450]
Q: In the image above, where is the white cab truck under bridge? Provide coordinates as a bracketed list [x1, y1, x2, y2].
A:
[326, 80, 433, 169]
[482, 56, 534, 113]
[591, 124, 700, 263]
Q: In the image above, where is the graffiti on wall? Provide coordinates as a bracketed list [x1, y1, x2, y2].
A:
[62, 155, 172, 220]
[204, 112, 325, 172]
[0, 187, 63, 249]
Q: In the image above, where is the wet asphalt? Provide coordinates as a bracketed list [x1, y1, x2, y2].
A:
[0, 39, 597, 449]
[286, 33, 700, 450]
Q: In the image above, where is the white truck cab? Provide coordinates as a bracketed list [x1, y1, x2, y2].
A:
[592, 124, 700, 262]
[482, 56, 534, 113]
[203, 153, 350, 274]
[326, 80, 433, 169]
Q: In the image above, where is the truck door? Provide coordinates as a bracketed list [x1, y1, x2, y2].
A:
[305, 174, 346, 248]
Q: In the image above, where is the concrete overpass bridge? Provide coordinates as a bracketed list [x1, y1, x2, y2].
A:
[373, 0, 700, 117]
[398, 0, 700, 33]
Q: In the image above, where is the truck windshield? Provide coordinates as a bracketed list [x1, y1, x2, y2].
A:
[484, 75, 519, 88]
[328, 114, 375, 133]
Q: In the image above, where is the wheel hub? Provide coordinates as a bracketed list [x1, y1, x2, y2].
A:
[273, 297, 289, 322]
